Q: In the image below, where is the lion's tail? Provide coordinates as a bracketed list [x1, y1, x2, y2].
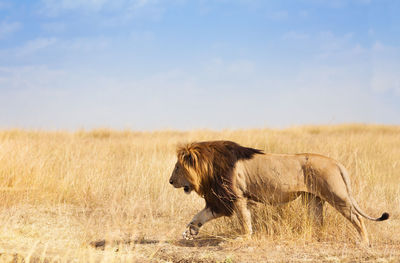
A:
[337, 163, 389, 222]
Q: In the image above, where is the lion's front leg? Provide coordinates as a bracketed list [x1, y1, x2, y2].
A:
[183, 207, 221, 240]
[235, 198, 253, 237]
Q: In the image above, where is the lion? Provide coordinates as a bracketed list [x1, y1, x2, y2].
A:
[169, 140, 389, 245]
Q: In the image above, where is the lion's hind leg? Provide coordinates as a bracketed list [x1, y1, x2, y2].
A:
[301, 192, 325, 227]
[338, 204, 370, 246]
[322, 194, 370, 246]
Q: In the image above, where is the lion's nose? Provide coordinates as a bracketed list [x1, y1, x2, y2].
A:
[169, 179, 173, 184]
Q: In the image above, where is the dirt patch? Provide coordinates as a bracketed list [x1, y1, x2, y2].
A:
[88, 236, 400, 262]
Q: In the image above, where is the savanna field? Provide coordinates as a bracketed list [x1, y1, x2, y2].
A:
[0, 125, 399, 262]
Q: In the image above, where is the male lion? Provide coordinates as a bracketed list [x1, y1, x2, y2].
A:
[169, 140, 389, 245]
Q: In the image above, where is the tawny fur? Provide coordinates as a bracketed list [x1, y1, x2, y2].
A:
[169, 140, 389, 245]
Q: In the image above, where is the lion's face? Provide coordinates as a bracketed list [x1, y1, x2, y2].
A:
[169, 162, 193, 194]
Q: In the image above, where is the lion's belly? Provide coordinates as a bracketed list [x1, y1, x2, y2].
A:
[235, 155, 307, 204]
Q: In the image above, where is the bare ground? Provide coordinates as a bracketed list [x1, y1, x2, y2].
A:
[0, 205, 398, 263]
[1, 236, 399, 262]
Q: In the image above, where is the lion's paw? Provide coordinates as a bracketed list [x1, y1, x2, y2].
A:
[182, 225, 199, 240]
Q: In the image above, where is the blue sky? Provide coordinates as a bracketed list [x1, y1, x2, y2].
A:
[0, 0, 399, 130]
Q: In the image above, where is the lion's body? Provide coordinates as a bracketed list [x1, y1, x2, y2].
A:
[236, 154, 307, 204]
[169, 141, 389, 245]
[235, 153, 344, 205]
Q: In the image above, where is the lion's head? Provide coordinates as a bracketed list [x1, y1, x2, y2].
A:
[169, 140, 263, 215]
[169, 161, 193, 194]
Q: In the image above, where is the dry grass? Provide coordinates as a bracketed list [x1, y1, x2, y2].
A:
[0, 124, 399, 262]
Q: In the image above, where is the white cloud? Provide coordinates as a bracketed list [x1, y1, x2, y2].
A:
[357, 0, 372, 4]
[40, 0, 157, 16]
[368, 28, 375, 37]
[372, 41, 385, 51]
[298, 10, 309, 18]
[286, 30, 400, 97]
[16, 37, 58, 56]
[283, 31, 309, 40]
[371, 70, 400, 95]
[303, 0, 371, 8]
[1, 36, 110, 58]
[0, 66, 66, 90]
[281, 30, 400, 97]
[312, 31, 365, 61]
[0, 1, 11, 9]
[1, 31, 399, 129]
[0, 21, 21, 39]
[41, 0, 111, 13]
[267, 10, 288, 21]
[204, 58, 257, 87]
[318, 31, 353, 51]
[227, 60, 255, 75]
[0, 49, 399, 130]
[60, 37, 110, 51]
[281, 30, 366, 62]
[0, 65, 200, 129]
[370, 42, 400, 95]
[41, 22, 67, 33]
[351, 44, 366, 55]
[39, 0, 166, 26]
[282, 30, 355, 52]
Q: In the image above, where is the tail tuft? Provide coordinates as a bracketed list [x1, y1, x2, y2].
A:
[378, 212, 389, 221]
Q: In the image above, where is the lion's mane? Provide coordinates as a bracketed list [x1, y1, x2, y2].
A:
[177, 141, 263, 216]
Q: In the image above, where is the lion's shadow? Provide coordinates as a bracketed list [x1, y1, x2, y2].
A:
[90, 235, 225, 250]
[174, 236, 225, 247]
[90, 238, 160, 250]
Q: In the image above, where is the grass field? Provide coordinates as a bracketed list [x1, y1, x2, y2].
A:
[0, 125, 399, 262]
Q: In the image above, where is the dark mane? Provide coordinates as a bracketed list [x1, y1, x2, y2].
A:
[177, 140, 263, 216]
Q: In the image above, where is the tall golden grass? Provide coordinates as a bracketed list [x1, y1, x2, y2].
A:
[0, 124, 399, 262]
